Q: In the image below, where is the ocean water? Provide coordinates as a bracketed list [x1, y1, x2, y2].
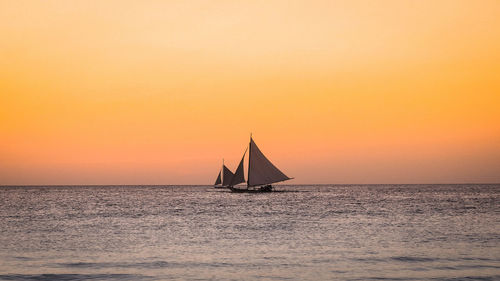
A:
[0, 184, 499, 281]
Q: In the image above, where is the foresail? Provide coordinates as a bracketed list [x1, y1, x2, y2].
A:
[222, 165, 234, 186]
[248, 138, 290, 186]
[230, 149, 247, 186]
[214, 171, 221, 185]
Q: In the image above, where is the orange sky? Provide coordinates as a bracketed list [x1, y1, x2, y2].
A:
[1, 0, 499, 185]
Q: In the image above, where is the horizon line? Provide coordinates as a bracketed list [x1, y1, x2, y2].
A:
[1, 183, 499, 187]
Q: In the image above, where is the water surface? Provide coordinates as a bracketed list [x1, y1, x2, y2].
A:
[0, 184, 499, 280]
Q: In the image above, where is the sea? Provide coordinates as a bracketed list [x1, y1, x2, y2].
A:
[0, 184, 499, 281]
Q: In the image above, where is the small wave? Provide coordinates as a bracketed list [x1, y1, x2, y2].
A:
[352, 256, 438, 264]
[462, 257, 496, 261]
[433, 264, 500, 271]
[56, 261, 169, 269]
[457, 264, 500, 270]
[54, 260, 281, 270]
[0, 274, 153, 281]
[330, 270, 347, 274]
[11, 257, 33, 261]
[348, 277, 408, 281]
[434, 266, 458, 270]
[432, 276, 500, 281]
[351, 257, 386, 263]
[391, 256, 436, 262]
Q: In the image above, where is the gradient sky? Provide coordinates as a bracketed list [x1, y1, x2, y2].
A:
[1, 0, 499, 185]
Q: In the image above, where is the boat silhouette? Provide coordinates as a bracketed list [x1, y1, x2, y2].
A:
[214, 134, 292, 192]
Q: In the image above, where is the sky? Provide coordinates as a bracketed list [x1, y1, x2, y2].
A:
[1, 0, 499, 185]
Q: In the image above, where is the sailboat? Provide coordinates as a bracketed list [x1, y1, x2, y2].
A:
[226, 135, 292, 192]
[213, 159, 235, 189]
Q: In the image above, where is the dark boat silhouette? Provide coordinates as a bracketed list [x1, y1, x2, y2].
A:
[214, 135, 292, 192]
[213, 159, 234, 189]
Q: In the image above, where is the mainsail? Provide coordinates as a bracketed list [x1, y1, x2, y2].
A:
[248, 138, 290, 187]
[222, 165, 234, 186]
[214, 171, 221, 186]
[229, 149, 247, 186]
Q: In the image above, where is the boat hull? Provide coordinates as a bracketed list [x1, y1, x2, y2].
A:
[228, 185, 273, 193]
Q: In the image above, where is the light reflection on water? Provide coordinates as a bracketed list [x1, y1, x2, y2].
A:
[0, 184, 499, 280]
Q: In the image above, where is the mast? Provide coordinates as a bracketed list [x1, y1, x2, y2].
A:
[247, 133, 252, 188]
[222, 158, 224, 185]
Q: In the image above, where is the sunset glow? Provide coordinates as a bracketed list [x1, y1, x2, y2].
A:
[1, 1, 499, 184]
